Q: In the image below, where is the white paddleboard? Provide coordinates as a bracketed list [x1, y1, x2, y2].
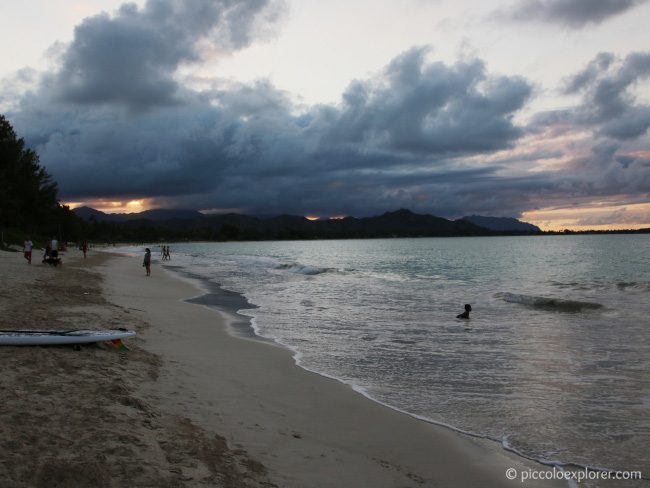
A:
[0, 329, 136, 346]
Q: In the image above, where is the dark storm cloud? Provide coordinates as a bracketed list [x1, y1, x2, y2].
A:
[567, 142, 650, 194]
[9, 0, 647, 220]
[501, 0, 648, 27]
[149, 164, 556, 219]
[9, 16, 539, 219]
[318, 48, 531, 156]
[49, 0, 283, 110]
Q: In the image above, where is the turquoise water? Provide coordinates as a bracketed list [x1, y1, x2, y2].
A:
[132, 235, 650, 475]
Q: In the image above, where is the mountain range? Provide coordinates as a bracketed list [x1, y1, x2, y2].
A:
[72, 207, 542, 241]
[462, 215, 541, 233]
[73, 207, 204, 222]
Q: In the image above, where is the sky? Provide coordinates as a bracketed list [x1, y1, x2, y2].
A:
[1, 0, 650, 230]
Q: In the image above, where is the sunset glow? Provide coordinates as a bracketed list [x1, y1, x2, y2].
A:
[523, 202, 650, 231]
[65, 198, 153, 214]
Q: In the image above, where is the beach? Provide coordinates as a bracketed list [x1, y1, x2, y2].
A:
[0, 248, 564, 487]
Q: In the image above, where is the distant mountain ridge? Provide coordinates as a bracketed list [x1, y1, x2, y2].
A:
[462, 215, 541, 233]
[72, 207, 541, 240]
[73, 206, 204, 222]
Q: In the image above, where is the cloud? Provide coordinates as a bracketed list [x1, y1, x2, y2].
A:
[320, 47, 531, 156]
[48, 0, 284, 111]
[4, 0, 648, 222]
[512, 140, 650, 217]
[500, 0, 649, 28]
[567, 52, 650, 140]
[575, 208, 629, 226]
[564, 52, 615, 92]
[9, 19, 537, 219]
[569, 142, 650, 194]
[0, 68, 38, 112]
[532, 51, 650, 141]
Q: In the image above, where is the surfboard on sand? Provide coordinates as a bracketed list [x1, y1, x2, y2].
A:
[0, 329, 136, 346]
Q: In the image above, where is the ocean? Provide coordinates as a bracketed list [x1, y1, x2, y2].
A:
[119, 235, 650, 478]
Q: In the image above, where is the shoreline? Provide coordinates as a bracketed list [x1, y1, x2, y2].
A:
[163, 265, 265, 342]
[0, 248, 568, 487]
[101, 252, 564, 487]
[160, 260, 631, 480]
[161, 264, 514, 444]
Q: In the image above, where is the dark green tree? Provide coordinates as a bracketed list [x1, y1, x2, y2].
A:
[0, 114, 60, 232]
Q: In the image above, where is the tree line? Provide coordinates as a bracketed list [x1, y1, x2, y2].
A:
[0, 114, 82, 247]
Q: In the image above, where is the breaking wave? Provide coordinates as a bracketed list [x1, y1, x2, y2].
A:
[616, 281, 650, 292]
[274, 262, 336, 275]
[496, 292, 604, 312]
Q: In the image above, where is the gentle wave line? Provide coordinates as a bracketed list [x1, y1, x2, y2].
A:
[496, 292, 604, 312]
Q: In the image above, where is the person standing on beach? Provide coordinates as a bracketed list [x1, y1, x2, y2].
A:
[82, 241, 88, 258]
[165, 246, 171, 261]
[143, 248, 151, 276]
[23, 238, 33, 264]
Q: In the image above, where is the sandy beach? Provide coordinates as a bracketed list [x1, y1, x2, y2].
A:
[0, 249, 564, 487]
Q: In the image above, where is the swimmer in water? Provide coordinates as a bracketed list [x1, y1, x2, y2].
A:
[456, 304, 471, 319]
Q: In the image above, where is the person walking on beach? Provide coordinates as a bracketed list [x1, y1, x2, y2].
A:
[143, 248, 151, 276]
[82, 241, 88, 259]
[165, 246, 171, 261]
[23, 238, 33, 264]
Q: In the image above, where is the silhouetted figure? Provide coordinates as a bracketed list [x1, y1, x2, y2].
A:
[457, 304, 471, 319]
[42, 243, 51, 263]
[42, 246, 61, 266]
[143, 248, 151, 276]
